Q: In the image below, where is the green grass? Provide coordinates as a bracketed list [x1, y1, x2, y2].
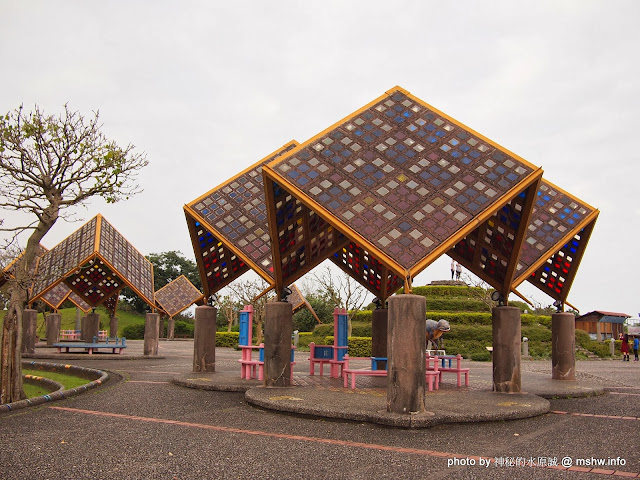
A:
[32, 306, 146, 338]
[22, 368, 89, 398]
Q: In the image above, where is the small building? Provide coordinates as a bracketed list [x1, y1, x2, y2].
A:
[575, 311, 630, 341]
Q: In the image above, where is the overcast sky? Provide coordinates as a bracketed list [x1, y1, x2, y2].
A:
[1, 1, 638, 317]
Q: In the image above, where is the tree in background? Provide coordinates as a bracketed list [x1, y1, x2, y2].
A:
[0, 104, 147, 403]
[120, 250, 201, 314]
[292, 291, 333, 332]
[312, 265, 370, 336]
[228, 278, 271, 344]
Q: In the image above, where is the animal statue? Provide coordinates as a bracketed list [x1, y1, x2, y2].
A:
[425, 319, 451, 350]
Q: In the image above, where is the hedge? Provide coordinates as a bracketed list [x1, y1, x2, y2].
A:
[348, 310, 551, 327]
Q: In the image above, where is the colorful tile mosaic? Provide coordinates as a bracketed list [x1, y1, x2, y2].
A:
[99, 217, 154, 303]
[40, 282, 73, 310]
[264, 87, 542, 298]
[185, 142, 298, 298]
[29, 215, 154, 311]
[155, 275, 204, 317]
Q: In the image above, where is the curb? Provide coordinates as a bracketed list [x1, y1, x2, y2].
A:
[0, 361, 110, 413]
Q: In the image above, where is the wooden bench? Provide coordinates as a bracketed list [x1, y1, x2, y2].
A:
[428, 353, 469, 387]
[342, 355, 439, 391]
[53, 336, 127, 354]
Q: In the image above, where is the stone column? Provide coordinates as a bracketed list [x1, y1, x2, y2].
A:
[22, 309, 38, 353]
[159, 317, 165, 339]
[264, 302, 292, 387]
[144, 313, 160, 355]
[109, 315, 118, 339]
[552, 312, 576, 380]
[193, 306, 216, 372]
[371, 308, 388, 370]
[74, 307, 82, 331]
[83, 313, 100, 342]
[167, 317, 175, 340]
[492, 306, 521, 393]
[387, 295, 426, 414]
[45, 313, 62, 346]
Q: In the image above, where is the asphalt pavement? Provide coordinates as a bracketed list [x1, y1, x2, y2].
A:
[2, 339, 639, 479]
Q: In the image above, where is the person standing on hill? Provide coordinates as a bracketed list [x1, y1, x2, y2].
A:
[634, 336, 639, 362]
[455, 262, 462, 281]
[451, 260, 456, 280]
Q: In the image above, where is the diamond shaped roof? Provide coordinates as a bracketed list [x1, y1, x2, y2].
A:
[263, 86, 543, 299]
[30, 215, 154, 310]
[155, 275, 204, 317]
[184, 141, 298, 298]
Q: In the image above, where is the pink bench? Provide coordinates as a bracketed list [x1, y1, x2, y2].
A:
[60, 330, 80, 340]
[239, 343, 296, 381]
[342, 355, 440, 391]
[308, 342, 347, 378]
[428, 353, 469, 387]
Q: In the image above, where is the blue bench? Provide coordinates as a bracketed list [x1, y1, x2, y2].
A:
[53, 336, 127, 354]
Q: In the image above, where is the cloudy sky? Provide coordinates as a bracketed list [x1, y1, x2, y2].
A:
[1, 1, 638, 317]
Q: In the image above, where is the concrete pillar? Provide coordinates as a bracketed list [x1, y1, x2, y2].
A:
[371, 308, 388, 370]
[492, 306, 521, 393]
[21, 309, 38, 353]
[552, 312, 575, 380]
[522, 337, 529, 358]
[264, 302, 292, 387]
[83, 313, 100, 342]
[144, 313, 160, 355]
[193, 306, 217, 372]
[45, 313, 62, 346]
[109, 315, 118, 339]
[387, 295, 426, 414]
[167, 317, 175, 340]
[159, 317, 165, 339]
[75, 307, 82, 331]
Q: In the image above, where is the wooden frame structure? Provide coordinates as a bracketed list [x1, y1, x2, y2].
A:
[262, 86, 543, 301]
[29, 214, 155, 311]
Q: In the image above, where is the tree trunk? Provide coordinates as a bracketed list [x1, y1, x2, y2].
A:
[1, 291, 26, 404]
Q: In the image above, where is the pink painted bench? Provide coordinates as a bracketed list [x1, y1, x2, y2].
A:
[308, 342, 347, 378]
[342, 355, 440, 391]
[239, 343, 296, 381]
[427, 353, 469, 387]
[60, 330, 80, 340]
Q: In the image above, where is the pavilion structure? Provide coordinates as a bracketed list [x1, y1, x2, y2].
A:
[155, 275, 205, 339]
[185, 86, 598, 409]
[28, 214, 155, 341]
[184, 141, 299, 300]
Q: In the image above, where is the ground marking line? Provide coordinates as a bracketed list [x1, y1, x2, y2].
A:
[551, 411, 639, 421]
[609, 392, 640, 397]
[48, 407, 639, 477]
[126, 381, 170, 384]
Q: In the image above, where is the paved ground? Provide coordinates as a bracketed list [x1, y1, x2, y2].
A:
[2, 340, 639, 479]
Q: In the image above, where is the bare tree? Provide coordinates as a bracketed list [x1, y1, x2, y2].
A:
[0, 104, 147, 403]
[228, 278, 272, 345]
[460, 272, 498, 311]
[312, 265, 370, 336]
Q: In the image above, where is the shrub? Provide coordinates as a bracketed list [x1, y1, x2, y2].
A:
[216, 332, 239, 348]
[470, 351, 491, 361]
[122, 322, 145, 340]
[173, 321, 194, 338]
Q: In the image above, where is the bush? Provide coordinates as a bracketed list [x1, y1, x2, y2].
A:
[216, 332, 239, 348]
[122, 322, 145, 340]
[173, 321, 194, 338]
[470, 351, 491, 361]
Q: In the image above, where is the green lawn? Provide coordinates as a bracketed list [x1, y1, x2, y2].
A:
[22, 368, 89, 398]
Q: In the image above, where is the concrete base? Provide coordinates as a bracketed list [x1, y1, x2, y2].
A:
[552, 312, 576, 380]
[82, 313, 100, 343]
[22, 309, 38, 354]
[387, 295, 426, 414]
[45, 313, 61, 346]
[371, 308, 388, 370]
[492, 306, 522, 393]
[264, 302, 292, 387]
[193, 306, 216, 372]
[144, 313, 160, 356]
